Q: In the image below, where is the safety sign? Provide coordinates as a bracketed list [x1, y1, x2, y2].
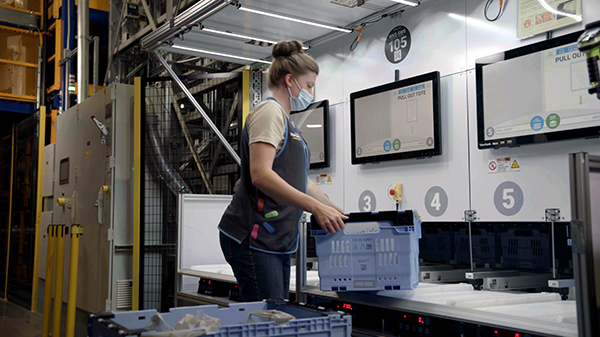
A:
[314, 173, 333, 185]
[488, 157, 521, 174]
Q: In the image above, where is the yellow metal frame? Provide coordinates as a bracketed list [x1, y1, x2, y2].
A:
[133, 77, 142, 311]
[4, 125, 15, 300]
[75, 0, 109, 12]
[52, 225, 66, 336]
[46, 19, 62, 94]
[31, 106, 46, 312]
[242, 70, 250, 127]
[0, 59, 38, 68]
[41, 226, 56, 337]
[65, 225, 82, 337]
[50, 110, 57, 144]
[0, 93, 37, 103]
[72, 83, 104, 96]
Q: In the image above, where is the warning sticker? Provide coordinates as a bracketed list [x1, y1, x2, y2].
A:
[314, 173, 333, 185]
[511, 159, 520, 171]
[488, 157, 521, 174]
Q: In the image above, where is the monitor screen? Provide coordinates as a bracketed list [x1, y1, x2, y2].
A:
[350, 71, 441, 165]
[290, 100, 330, 169]
[477, 31, 600, 149]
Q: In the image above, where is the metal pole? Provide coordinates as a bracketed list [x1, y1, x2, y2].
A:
[65, 225, 82, 337]
[153, 51, 241, 166]
[36, 45, 42, 110]
[569, 152, 599, 337]
[468, 222, 474, 271]
[52, 225, 67, 337]
[41, 226, 56, 337]
[551, 221, 556, 278]
[65, 51, 71, 111]
[296, 215, 308, 303]
[93, 36, 99, 94]
[77, 0, 89, 102]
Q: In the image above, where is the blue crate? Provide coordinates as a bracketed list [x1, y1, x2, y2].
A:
[500, 229, 551, 270]
[420, 228, 454, 263]
[455, 228, 496, 266]
[88, 301, 351, 337]
[311, 210, 421, 292]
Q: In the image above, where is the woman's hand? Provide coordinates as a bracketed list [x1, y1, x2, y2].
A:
[310, 203, 348, 234]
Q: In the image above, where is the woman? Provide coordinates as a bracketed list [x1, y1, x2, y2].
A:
[218, 40, 347, 301]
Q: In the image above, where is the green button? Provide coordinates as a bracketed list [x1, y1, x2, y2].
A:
[265, 210, 279, 219]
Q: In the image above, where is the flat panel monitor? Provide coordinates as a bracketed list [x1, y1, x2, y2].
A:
[477, 30, 600, 149]
[290, 99, 330, 169]
[350, 71, 442, 165]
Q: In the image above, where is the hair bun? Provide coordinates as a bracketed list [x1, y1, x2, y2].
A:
[272, 40, 304, 58]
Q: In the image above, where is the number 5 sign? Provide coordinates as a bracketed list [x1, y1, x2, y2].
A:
[493, 181, 524, 216]
[385, 25, 411, 64]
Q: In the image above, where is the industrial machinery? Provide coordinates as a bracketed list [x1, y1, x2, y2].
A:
[41, 84, 135, 313]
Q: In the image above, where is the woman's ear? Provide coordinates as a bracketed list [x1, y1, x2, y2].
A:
[284, 74, 294, 88]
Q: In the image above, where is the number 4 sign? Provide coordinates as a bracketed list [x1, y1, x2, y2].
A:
[424, 186, 448, 217]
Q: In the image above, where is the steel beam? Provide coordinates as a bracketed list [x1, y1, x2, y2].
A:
[154, 51, 241, 166]
[141, 0, 229, 51]
[77, 0, 90, 102]
[0, 6, 38, 28]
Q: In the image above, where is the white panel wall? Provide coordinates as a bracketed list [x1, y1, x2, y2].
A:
[303, 0, 600, 222]
[343, 73, 470, 221]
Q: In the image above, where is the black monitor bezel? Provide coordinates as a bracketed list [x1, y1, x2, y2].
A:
[350, 71, 442, 165]
[476, 30, 600, 150]
[292, 99, 330, 170]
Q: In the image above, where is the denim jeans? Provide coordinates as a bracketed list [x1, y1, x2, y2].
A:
[219, 231, 291, 301]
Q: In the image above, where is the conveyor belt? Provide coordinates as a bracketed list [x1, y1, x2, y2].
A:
[187, 265, 578, 336]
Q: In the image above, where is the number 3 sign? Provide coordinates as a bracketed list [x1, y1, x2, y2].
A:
[385, 25, 411, 64]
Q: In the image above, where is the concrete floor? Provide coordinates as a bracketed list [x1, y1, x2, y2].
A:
[0, 298, 43, 337]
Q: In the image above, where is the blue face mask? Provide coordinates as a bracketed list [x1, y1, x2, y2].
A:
[288, 78, 314, 111]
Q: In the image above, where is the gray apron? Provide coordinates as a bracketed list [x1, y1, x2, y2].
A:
[218, 98, 310, 254]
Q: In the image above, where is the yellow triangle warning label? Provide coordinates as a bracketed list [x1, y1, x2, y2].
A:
[511, 160, 520, 169]
[327, 176, 332, 183]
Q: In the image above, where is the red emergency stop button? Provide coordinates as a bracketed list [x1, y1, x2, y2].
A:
[389, 189, 395, 196]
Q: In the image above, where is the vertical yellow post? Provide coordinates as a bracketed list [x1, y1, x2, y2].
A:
[242, 70, 250, 127]
[32, 106, 46, 312]
[4, 124, 15, 299]
[65, 225, 82, 337]
[133, 77, 141, 311]
[50, 110, 57, 144]
[52, 225, 66, 337]
[41, 226, 56, 337]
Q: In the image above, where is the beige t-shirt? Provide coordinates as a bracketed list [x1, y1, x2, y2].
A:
[246, 100, 287, 152]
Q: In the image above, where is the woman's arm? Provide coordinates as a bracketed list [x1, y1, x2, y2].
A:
[307, 180, 345, 213]
[250, 142, 347, 233]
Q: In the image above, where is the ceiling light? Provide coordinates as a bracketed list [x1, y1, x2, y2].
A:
[202, 27, 309, 50]
[306, 124, 323, 128]
[390, 0, 419, 7]
[172, 45, 272, 64]
[536, 0, 582, 22]
[238, 6, 353, 33]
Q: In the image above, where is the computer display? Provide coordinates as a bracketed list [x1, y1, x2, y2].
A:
[350, 71, 441, 165]
[477, 31, 600, 149]
[290, 100, 329, 169]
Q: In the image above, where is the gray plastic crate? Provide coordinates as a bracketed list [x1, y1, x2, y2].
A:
[88, 301, 351, 337]
[311, 210, 421, 292]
